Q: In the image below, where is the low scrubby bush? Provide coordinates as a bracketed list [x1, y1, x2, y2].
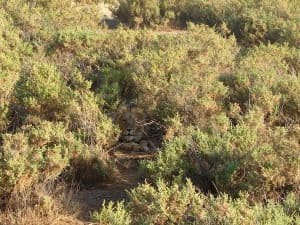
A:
[0, 9, 25, 132]
[114, 0, 300, 47]
[93, 180, 300, 225]
[116, 0, 161, 28]
[0, 121, 85, 196]
[222, 44, 300, 126]
[1, 2, 299, 223]
[92, 201, 131, 225]
[14, 62, 119, 147]
[140, 135, 188, 181]
[124, 25, 238, 128]
[46, 26, 238, 128]
[2, 0, 101, 42]
[142, 117, 299, 200]
[68, 91, 120, 147]
[69, 152, 116, 186]
[0, 181, 81, 225]
[67, 70, 120, 147]
[15, 62, 73, 121]
[205, 1, 298, 47]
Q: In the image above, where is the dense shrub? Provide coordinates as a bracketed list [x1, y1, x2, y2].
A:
[114, 0, 300, 47]
[15, 62, 73, 121]
[0, 182, 82, 225]
[123, 25, 238, 128]
[196, 1, 298, 47]
[222, 44, 300, 125]
[92, 201, 131, 225]
[50, 28, 95, 50]
[159, 0, 185, 25]
[93, 180, 300, 225]
[46, 28, 141, 105]
[0, 121, 85, 196]
[140, 135, 188, 181]
[67, 69, 120, 147]
[1, 1, 299, 223]
[14, 62, 119, 147]
[0, 9, 24, 132]
[68, 90, 120, 147]
[2, 0, 101, 42]
[46, 26, 238, 125]
[142, 119, 299, 200]
[116, 0, 161, 27]
[69, 151, 116, 186]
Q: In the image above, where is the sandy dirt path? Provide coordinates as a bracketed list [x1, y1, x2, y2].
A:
[72, 151, 156, 223]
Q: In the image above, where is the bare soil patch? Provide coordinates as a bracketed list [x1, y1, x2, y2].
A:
[72, 151, 156, 222]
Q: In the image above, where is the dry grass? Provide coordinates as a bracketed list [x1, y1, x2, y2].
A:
[0, 182, 84, 225]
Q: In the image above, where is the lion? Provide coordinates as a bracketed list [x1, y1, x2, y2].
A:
[114, 103, 156, 152]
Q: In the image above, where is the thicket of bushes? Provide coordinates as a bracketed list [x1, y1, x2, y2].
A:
[93, 180, 300, 225]
[0, 0, 299, 224]
[115, 0, 300, 47]
[141, 123, 299, 200]
[0, 121, 84, 196]
[0, 0, 120, 197]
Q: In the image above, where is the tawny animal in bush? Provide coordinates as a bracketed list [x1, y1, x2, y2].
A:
[114, 103, 156, 152]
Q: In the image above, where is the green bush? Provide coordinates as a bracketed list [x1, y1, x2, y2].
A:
[142, 119, 299, 200]
[47, 28, 96, 54]
[124, 25, 238, 127]
[114, 0, 300, 47]
[1, 2, 299, 222]
[93, 180, 300, 225]
[127, 180, 204, 224]
[46, 26, 238, 127]
[0, 121, 85, 196]
[46, 28, 142, 105]
[15, 62, 73, 121]
[92, 201, 131, 225]
[67, 69, 120, 147]
[116, 0, 161, 27]
[69, 152, 116, 186]
[181, 0, 300, 47]
[68, 90, 120, 147]
[2, 0, 101, 42]
[157, 0, 183, 26]
[140, 136, 189, 181]
[222, 44, 300, 125]
[14, 63, 119, 147]
[0, 9, 24, 132]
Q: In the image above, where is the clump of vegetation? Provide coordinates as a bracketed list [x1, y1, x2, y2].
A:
[0, 121, 84, 196]
[68, 146, 117, 186]
[0, 0, 299, 224]
[116, 0, 161, 28]
[92, 201, 131, 225]
[142, 115, 299, 200]
[0, 8, 25, 132]
[141, 47, 300, 197]
[0, 182, 81, 225]
[114, 0, 300, 47]
[3, 0, 101, 42]
[223, 44, 300, 125]
[127, 25, 237, 127]
[180, 0, 300, 47]
[15, 62, 73, 121]
[14, 61, 119, 147]
[93, 180, 300, 225]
